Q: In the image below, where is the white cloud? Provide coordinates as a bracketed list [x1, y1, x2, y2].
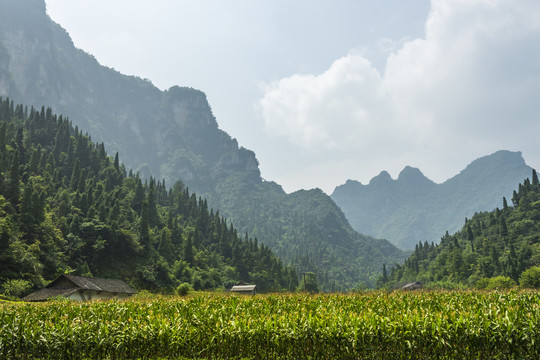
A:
[260, 53, 389, 151]
[259, 0, 540, 189]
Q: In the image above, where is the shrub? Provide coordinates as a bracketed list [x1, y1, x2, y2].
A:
[133, 289, 154, 300]
[176, 283, 192, 296]
[1, 279, 31, 298]
[519, 266, 540, 288]
[474, 277, 491, 289]
[485, 276, 516, 290]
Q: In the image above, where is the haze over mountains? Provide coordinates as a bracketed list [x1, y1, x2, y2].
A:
[0, 0, 536, 289]
[0, 0, 407, 289]
[332, 151, 533, 250]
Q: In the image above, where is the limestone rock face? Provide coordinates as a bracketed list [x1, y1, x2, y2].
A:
[0, 1, 259, 192]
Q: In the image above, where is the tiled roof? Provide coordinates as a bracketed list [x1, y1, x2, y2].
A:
[23, 275, 137, 301]
[22, 287, 78, 302]
[57, 275, 137, 294]
[231, 285, 256, 291]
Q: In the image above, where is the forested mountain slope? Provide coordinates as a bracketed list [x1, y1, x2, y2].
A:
[0, 0, 407, 289]
[0, 98, 298, 294]
[332, 151, 533, 250]
[382, 170, 540, 288]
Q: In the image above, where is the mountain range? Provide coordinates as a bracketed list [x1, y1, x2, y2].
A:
[0, 0, 406, 289]
[331, 150, 532, 250]
[0, 0, 535, 289]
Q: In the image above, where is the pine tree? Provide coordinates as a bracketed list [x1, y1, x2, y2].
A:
[69, 158, 81, 191]
[499, 216, 508, 237]
[184, 234, 194, 266]
[382, 263, 388, 284]
[139, 200, 150, 249]
[132, 177, 144, 214]
[467, 225, 474, 241]
[502, 197, 508, 211]
[113, 152, 120, 171]
[6, 150, 20, 207]
[0, 122, 6, 170]
[146, 178, 159, 228]
[19, 182, 35, 234]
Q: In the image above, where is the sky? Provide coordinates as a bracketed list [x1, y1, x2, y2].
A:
[45, 0, 540, 194]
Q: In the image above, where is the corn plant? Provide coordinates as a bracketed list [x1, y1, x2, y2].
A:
[0, 290, 538, 359]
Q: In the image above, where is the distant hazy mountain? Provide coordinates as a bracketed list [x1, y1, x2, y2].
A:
[331, 150, 533, 250]
[0, 0, 407, 289]
[385, 171, 540, 288]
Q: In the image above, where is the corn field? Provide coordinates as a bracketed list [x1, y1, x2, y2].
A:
[0, 290, 539, 359]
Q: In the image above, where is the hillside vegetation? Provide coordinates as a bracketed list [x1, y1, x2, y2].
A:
[382, 170, 540, 289]
[0, 98, 298, 295]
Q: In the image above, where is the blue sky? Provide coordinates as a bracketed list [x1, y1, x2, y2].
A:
[45, 0, 540, 193]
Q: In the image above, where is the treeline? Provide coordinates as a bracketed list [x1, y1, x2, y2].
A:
[0, 97, 298, 295]
[380, 170, 540, 288]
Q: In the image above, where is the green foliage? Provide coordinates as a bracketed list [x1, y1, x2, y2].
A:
[1, 291, 539, 359]
[176, 282, 192, 296]
[384, 171, 540, 289]
[520, 266, 540, 288]
[484, 276, 517, 290]
[0, 279, 31, 298]
[298, 272, 319, 293]
[0, 99, 297, 293]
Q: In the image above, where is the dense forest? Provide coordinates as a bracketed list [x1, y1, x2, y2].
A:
[381, 170, 540, 288]
[0, 97, 298, 296]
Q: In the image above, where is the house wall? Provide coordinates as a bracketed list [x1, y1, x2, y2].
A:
[66, 291, 85, 301]
[231, 290, 255, 295]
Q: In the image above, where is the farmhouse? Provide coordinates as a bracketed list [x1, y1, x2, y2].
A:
[23, 274, 137, 302]
[230, 284, 256, 295]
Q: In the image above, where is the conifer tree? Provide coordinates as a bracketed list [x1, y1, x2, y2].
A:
[139, 200, 150, 249]
[69, 158, 80, 191]
[0, 122, 6, 169]
[6, 150, 20, 207]
[499, 216, 508, 237]
[382, 263, 388, 284]
[467, 225, 474, 241]
[113, 152, 120, 171]
[146, 178, 159, 228]
[184, 234, 194, 265]
[132, 177, 144, 214]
